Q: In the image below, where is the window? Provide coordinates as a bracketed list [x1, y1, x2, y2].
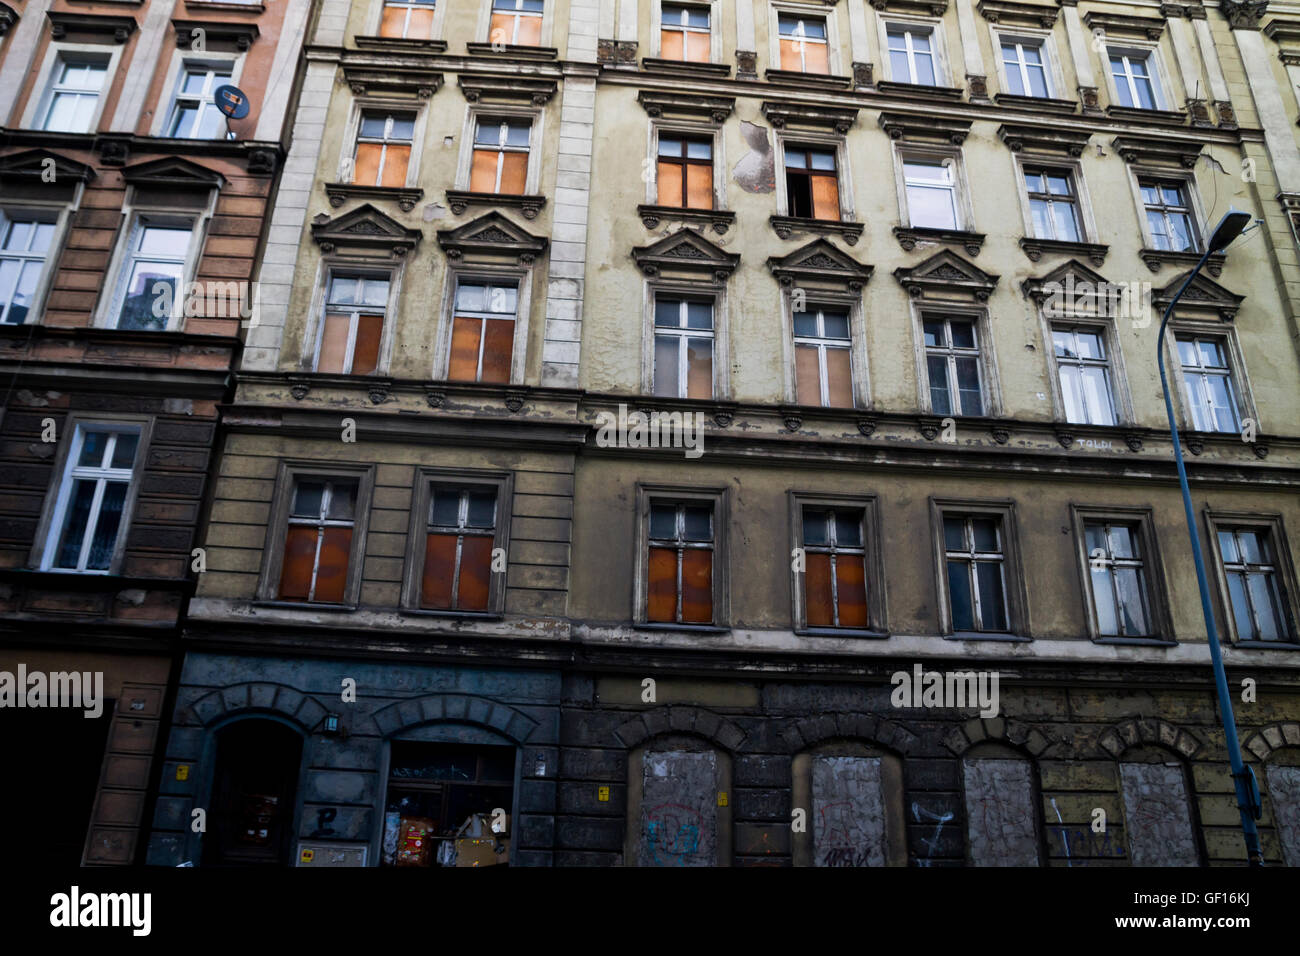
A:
[1084, 521, 1153, 638]
[381, 0, 437, 39]
[353, 111, 415, 189]
[794, 307, 853, 407]
[653, 297, 713, 399]
[277, 477, 359, 603]
[661, 4, 710, 62]
[778, 14, 829, 73]
[1051, 326, 1116, 425]
[962, 752, 1041, 866]
[1023, 168, 1080, 242]
[943, 514, 1008, 632]
[887, 25, 936, 85]
[490, 0, 543, 46]
[801, 507, 867, 628]
[419, 486, 496, 612]
[784, 145, 839, 220]
[924, 316, 982, 416]
[904, 159, 958, 230]
[647, 501, 714, 624]
[110, 218, 196, 331]
[167, 66, 233, 139]
[0, 215, 57, 325]
[1109, 49, 1159, 109]
[316, 274, 388, 375]
[1139, 178, 1198, 252]
[1001, 38, 1049, 97]
[41, 58, 109, 133]
[1118, 758, 1199, 866]
[1175, 335, 1239, 432]
[41, 424, 141, 573]
[449, 280, 517, 383]
[1216, 527, 1290, 643]
[657, 136, 713, 210]
[470, 117, 530, 195]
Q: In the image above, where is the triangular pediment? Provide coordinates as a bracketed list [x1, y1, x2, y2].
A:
[1021, 258, 1111, 302]
[312, 203, 423, 258]
[893, 250, 999, 301]
[436, 211, 547, 264]
[1155, 270, 1244, 321]
[122, 157, 224, 189]
[766, 238, 873, 291]
[632, 228, 739, 279]
[0, 149, 95, 183]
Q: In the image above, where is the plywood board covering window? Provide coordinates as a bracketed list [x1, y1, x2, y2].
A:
[421, 486, 497, 611]
[661, 4, 710, 61]
[278, 478, 359, 603]
[381, 0, 437, 39]
[657, 135, 713, 209]
[317, 274, 388, 375]
[490, 0, 543, 46]
[648, 501, 714, 624]
[778, 14, 829, 73]
[353, 111, 414, 188]
[802, 507, 867, 627]
[470, 117, 531, 195]
[449, 280, 517, 383]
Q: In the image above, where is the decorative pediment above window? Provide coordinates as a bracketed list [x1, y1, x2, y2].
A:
[172, 19, 260, 51]
[0, 149, 95, 184]
[1083, 11, 1165, 39]
[998, 123, 1091, 156]
[977, 0, 1058, 27]
[1020, 259, 1113, 309]
[47, 11, 137, 42]
[762, 101, 858, 134]
[0, 4, 18, 37]
[1154, 271, 1244, 321]
[871, 0, 948, 16]
[121, 157, 225, 189]
[312, 203, 423, 259]
[342, 65, 443, 98]
[631, 228, 739, 281]
[879, 111, 971, 145]
[893, 250, 999, 301]
[637, 90, 735, 125]
[766, 238, 874, 292]
[1263, 19, 1300, 46]
[1111, 135, 1202, 168]
[435, 211, 547, 265]
[458, 74, 557, 106]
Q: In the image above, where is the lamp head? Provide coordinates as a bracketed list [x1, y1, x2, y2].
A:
[1207, 208, 1253, 254]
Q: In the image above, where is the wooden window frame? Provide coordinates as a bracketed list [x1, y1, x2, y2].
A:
[910, 301, 1001, 418]
[486, 0, 546, 47]
[775, 132, 851, 222]
[640, 275, 729, 399]
[312, 271, 392, 376]
[651, 294, 715, 400]
[1205, 511, 1300, 647]
[337, 97, 428, 191]
[0, 207, 67, 326]
[921, 312, 985, 418]
[634, 484, 729, 630]
[929, 498, 1028, 639]
[402, 467, 513, 617]
[776, 10, 830, 74]
[1070, 505, 1173, 644]
[23, 44, 121, 134]
[377, 0, 442, 40]
[790, 492, 887, 636]
[646, 120, 725, 211]
[441, 271, 527, 384]
[1049, 323, 1119, 426]
[353, 109, 417, 189]
[656, 1, 716, 64]
[1021, 165, 1083, 242]
[98, 203, 213, 332]
[769, 1, 843, 76]
[455, 105, 542, 196]
[655, 134, 714, 210]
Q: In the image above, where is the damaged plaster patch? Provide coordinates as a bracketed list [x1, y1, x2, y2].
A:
[163, 398, 194, 415]
[116, 589, 148, 606]
[423, 203, 446, 222]
[27, 443, 54, 459]
[733, 121, 775, 193]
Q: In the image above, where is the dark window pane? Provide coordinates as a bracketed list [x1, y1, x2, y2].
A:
[975, 561, 1007, 630]
[682, 506, 712, 541]
[835, 511, 862, 548]
[430, 489, 460, 527]
[971, 517, 999, 553]
[943, 517, 965, 552]
[803, 509, 829, 546]
[649, 504, 677, 540]
[55, 480, 97, 568]
[327, 482, 357, 520]
[292, 481, 325, 518]
[466, 491, 496, 528]
[947, 561, 974, 630]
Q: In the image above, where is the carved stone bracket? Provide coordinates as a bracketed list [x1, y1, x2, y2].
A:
[990, 424, 1010, 445]
[1124, 433, 1144, 453]
[857, 417, 877, 437]
[1054, 427, 1075, 449]
[780, 408, 803, 432]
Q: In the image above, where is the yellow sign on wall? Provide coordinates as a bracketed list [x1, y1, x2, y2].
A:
[717, 792, 728, 807]
[175, 765, 190, 781]
[597, 786, 610, 802]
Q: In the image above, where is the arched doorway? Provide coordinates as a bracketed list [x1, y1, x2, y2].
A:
[203, 718, 303, 866]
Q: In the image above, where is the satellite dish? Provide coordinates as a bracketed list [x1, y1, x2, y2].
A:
[214, 85, 251, 120]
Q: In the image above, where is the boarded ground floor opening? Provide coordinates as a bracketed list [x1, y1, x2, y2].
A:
[204, 719, 303, 866]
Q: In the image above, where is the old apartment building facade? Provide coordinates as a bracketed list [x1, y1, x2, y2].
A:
[77, 0, 1300, 867]
[0, 0, 314, 863]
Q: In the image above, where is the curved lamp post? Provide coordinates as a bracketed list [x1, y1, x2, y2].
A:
[1155, 207, 1263, 866]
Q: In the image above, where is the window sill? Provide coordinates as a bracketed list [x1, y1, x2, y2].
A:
[1106, 105, 1188, 126]
[642, 58, 732, 80]
[1091, 636, 1178, 647]
[445, 190, 546, 220]
[403, 609, 505, 621]
[637, 204, 735, 235]
[1019, 237, 1109, 267]
[465, 42, 558, 61]
[763, 69, 852, 91]
[1139, 248, 1224, 277]
[325, 182, 424, 213]
[770, 215, 863, 246]
[354, 35, 448, 53]
[875, 80, 965, 101]
[797, 627, 890, 639]
[1234, 640, 1300, 650]
[894, 225, 985, 256]
[181, 0, 262, 9]
[634, 622, 730, 634]
[253, 600, 357, 613]
[993, 93, 1078, 115]
[945, 631, 1031, 642]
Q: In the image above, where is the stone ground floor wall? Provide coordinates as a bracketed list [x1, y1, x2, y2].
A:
[143, 653, 1300, 866]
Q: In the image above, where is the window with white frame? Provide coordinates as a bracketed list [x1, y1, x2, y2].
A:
[1139, 177, 1198, 252]
[470, 116, 531, 194]
[1000, 37, 1050, 97]
[794, 306, 853, 408]
[316, 273, 389, 375]
[923, 314, 983, 416]
[942, 513, 1008, 632]
[1084, 520, 1154, 638]
[887, 25, 937, 85]
[653, 296, 714, 399]
[381, 0, 438, 39]
[1175, 334, 1240, 433]
[1216, 526, 1292, 643]
[1051, 325, 1116, 426]
[1023, 167, 1081, 241]
[0, 214, 57, 325]
[489, 0, 543, 46]
[449, 279, 518, 383]
[903, 158, 959, 230]
[167, 65, 234, 139]
[42, 424, 142, 573]
[1108, 48, 1161, 109]
[41, 57, 110, 133]
[108, 217, 196, 331]
[661, 3, 711, 62]
[778, 13, 829, 73]
[352, 111, 415, 189]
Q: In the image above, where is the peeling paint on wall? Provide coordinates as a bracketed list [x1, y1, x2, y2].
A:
[812, 756, 885, 867]
[1266, 765, 1300, 867]
[639, 751, 716, 867]
[732, 121, 775, 194]
[962, 758, 1039, 866]
[1119, 763, 1199, 866]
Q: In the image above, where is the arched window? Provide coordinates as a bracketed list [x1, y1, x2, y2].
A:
[625, 736, 731, 867]
[1117, 746, 1200, 866]
[1264, 749, 1300, 867]
[791, 742, 906, 867]
[961, 743, 1042, 866]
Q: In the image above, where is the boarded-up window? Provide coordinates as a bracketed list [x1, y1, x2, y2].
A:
[470, 117, 530, 194]
[812, 756, 885, 866]
[661, 3, 710, 61]
[449, 280, 517, 383]
[1119, 762, 1199, 866]
[490, 0, 543, 46]
[962, 757, 1040, 866]
[647, 501, 713, 624]
[421, 486, 497, 611]
[1266, 765, 1300, 867]
[353, 112, 414, 188]
[639, 751, 717, 866]
[802, 508, 867, 628]
[278, 478, 358, 604]
[778, 14, 829, 73]
[380, 0, 436, 39]
[784, 145, 839, 220]
[793, 307, 854, 408]
[656, 135, 713, 209]
[317, 274, 388, 375]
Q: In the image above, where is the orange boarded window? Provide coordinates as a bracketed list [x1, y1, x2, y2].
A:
[352, 111, 415, 188]
[656, 135, 713, 209]
[802, 507, 868, 628]
[448, 281, 517, 383]
[661, 4, 710, 62]
[648, 502, 714, 624]
[278, 478, 359, 604]
[793, 307, 854, 408]
[490, 0, 543, 46]
[784, 145, 840, 220]
[316, 274, 389, 375]
[379, 0, 437, 39]
[470, 117, 531, 194]
[778, 14, 829, 73]
[652, 297, 713, 400]
[421, 486, 497, 611]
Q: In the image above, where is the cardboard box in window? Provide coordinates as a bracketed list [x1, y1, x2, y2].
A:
[453, 813, 510, 867]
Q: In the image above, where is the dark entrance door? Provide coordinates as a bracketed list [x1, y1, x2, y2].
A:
[204, 719, 302, 866]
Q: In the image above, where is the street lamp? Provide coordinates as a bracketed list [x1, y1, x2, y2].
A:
[1154, 207, 1263, 866]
